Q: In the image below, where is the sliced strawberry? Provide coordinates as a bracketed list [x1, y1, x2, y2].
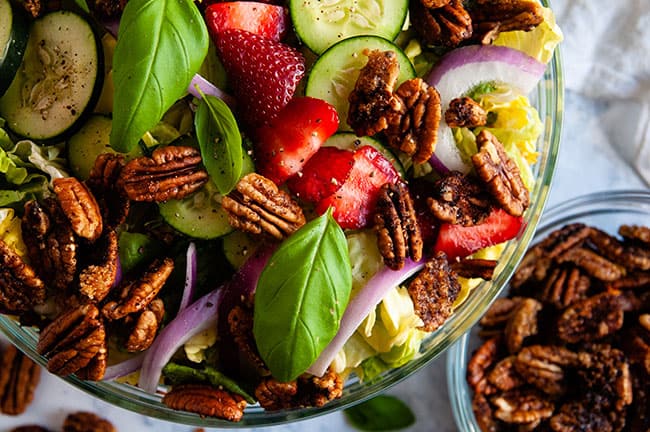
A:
[254, 97, 339, 185]
[316, 145, 401, 229]
[287, 146, 355, 203]
[433, 208, 525, 260]
[215, 29, 305, 129]
[205, 2, 288, 41]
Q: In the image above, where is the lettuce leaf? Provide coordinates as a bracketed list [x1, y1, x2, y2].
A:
[0, 208, 27, 258]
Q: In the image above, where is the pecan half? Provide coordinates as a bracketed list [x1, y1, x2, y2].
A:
[222, 173, 306, 240]
[37, 304, 107, 379]
[472, 130, 529, 217]
[490, 389, 554, 424]
[487, 356, 525, 392]
[479, 297, 522, 336]
[468, 0, 544, 45]
[62, 411, 116, 432]
[87, 153, 130, 229]
[0, 239, 46, 314]
[385, 78, 441, 164]
[557, 292, 624, 343]
[537, 223, 591, 259]
[504, 297, 542, 354]
[445, 97, 488, 128]
[255, 377, 298, 410]
[467, 337, 502, 395]
[163, 384, 246, 422]
[588, 227, 650, 271]
[53, 177, 103, 242]
[347, 50, 402, 137]
[78, 229, 118, 302]
[410, 0, 472, 47]
[451, 258, 497, 280]
[407, 252, 460, 332]
[557, 247, 625, 282]
[102, 257, 174, 321]
[472, 393, 498, 432]
[118, 146, 209, 202]
[427, 171, 492, 226]
[0, 345, 41, 415]
[622, 314, 650, 374]
[124, 298, 165, 352]
[539, 266, 591, 309]
[619, 224, 650, 245]
[515, 345, 578, 396]
[374, 182, 423, 270]
[577, 346, 633, 412]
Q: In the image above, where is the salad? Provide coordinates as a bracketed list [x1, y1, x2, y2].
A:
[0, 0, 562, 422]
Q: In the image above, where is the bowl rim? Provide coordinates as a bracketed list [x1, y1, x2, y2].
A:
[0, 1, 565, 426]
[446, 188, 650, 432]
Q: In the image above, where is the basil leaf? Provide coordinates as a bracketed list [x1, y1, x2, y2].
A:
[110, 0, 209, 152]
[253, 209, 352, 382]
[344, 395, 415, 431]
[74, 0, 90, 12]
[195, 94, 243, 195]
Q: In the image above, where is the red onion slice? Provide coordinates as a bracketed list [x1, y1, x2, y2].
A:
[103, 353, 145, 381]
[178, 242, 197, 313]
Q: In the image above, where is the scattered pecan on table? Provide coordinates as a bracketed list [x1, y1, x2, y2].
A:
[62, 411, 116, 432]
[0, 344, 41, 416]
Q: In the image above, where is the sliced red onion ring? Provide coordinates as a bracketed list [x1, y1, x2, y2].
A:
[112, 256, 122, 289]
[103, 352, 145, 381]
[307, 259, 425, 377]
[178, 242, 197, 313]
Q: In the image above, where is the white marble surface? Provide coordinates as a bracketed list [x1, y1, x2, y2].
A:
[2, 4, 649, 431]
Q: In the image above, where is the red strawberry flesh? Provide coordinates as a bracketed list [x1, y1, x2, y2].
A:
[287, 146, 355, 203]
[205, 2, 288, 41]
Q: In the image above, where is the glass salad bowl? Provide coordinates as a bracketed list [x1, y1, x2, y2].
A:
[446, 190, 650, 431]
[0, 2, 563, 429]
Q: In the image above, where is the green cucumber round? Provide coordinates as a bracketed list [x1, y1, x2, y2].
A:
[0, 0, 29, 97]
[290, 0, 408, 55]
[0, 10, 104, 142]
[324, 132, 405, 178]
[305, 36, 415, 132]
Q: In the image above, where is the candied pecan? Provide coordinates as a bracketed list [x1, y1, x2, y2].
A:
[163, 384, 246, 422]
[102, 257, 174, 321]
[87, 153, 130, 229]
[538, 223, 591, 258]
[124, 298, 165, 352]
[539, 266, 591, 309]
[78, 230, 118, 302]
[479, 297, 522, 337]
[549, 401, 613, 432]
[374, 182, 423, 270]
[451, 258, 497, 280]
[410, 0, 472, 47]
[577, 346, 633, 412]
[228, 305, 269, 376]
[427, 171, 492, 226]
[510, 245, 550, 290]
[347, 50, 402, 137]
[515, 345, 578, 396]
[37, 304, 107, 379]
[472, 393, 497, 432]
[256, 377, 299, 410]
[623, 314, 650, 374]
[86, 0, 126, 19]
[445, 97, 488, 128]
[11, 426, 51, 432]
[222, 173, 306, 240]
[504, 297, 542, 354]
[467, 336, 502, 394]
[53, 177, 103, 242]
[487, 356, 526, 392]
[628, 372, 650, 432]
[490, 389, 554, 424]
[588, 227, 650, 271]
[255, 371, 343, 410]
[556, 247, 624, 282]
[118, 146, 209, 202]
[22, 199, 77, 291]
[619, 224, 650, 245]
[607, 271, 650, 290]
[62, 411, 116, 432]
[0, 345, 41, 415]
[468, 0, 544, 45]
[472, 130, 529, 217]
[385, 78, 441, 164]
[0, 239, 46, 314]
[557, 292, 624, 343]
[18, 0, 61, 18]
[407, 252, 460, 332]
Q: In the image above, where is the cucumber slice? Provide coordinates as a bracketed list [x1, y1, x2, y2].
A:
[222, 230, 259, 269]
[324, 132, 405, 178]
[0, 0, 29, 97]
[290, 0, 408, 55]
[305, 36, 415, 132]
[0, 11, 103, 142]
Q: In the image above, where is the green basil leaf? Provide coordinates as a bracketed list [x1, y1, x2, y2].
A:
[344, 395, 415, 431]
[110, 0, 209, 152]
[194, 94, 243, 195]
[74, 0, 90, 13]
[253, 209, 352, 382]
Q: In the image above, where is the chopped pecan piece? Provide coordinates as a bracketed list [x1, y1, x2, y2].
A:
[557, 292, 624, 343]
[0, 239, 46, 314]
[124, 298, 165, 352]
[410, 0, 472, 47]
[451, 258, 497, 280]
[222, 173, 306, 240]
[347, 50, 402, 137]
[504, 297, 542, 354]
[514, 345, 578, 396]
[374, 182, 423, 270]
[0, 345, 41, 415]
[472, 130, 529, 217]
[427, 171, 492, 226]
[490, 389, 554, 424]
[255, 370, 343, 410]
[445, 97, 488, 128]
[556, 246, 625, 281]
[62, 411, 116, 432]
[78, 230, 118, 302]
[37, 304, 107, 379]
[163, 384, 246, 422]
[407, 252, 460, 332]
[468, 0, 544, 45]
[87, 153, 130, 228]
[118, 146, 209, 202]
[53, 177, 103, 241]
[102, 258, 173, 321]
[467, 336, 502, 395]
[385, 78, 441, 164]
[539, 266, 591, 309]
[487, 356, 526, 392]
[549, 402, 613, 432]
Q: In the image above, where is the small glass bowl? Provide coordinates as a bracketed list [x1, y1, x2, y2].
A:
[447, 189, 650, 431]
[0, 3, 563, 427]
